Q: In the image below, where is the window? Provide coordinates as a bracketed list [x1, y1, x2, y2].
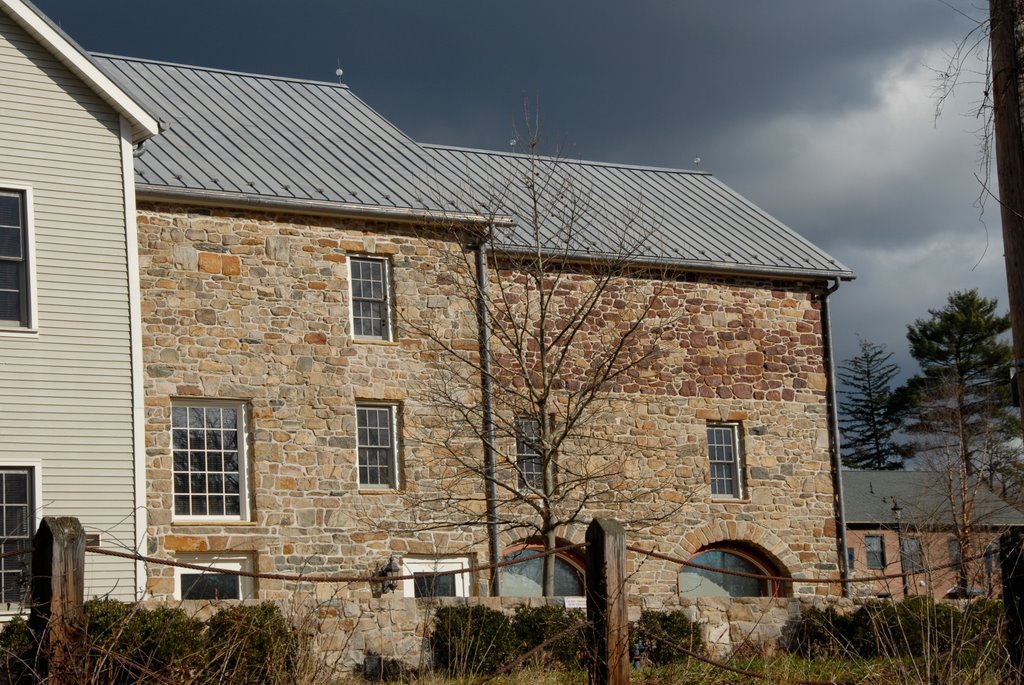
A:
[171, 402, 248, 520]
[357, 404, 399, 489]
[948, 537, 962, 565]
[515, 417, 542, 489]
[901, 536, 924, 573]
[499, 544, 585, 597]
[865, 535, 886, 569]
[174, 553, 254, 600]
[0, 189, 32, 329]
[350, 257, 391, 340]
[678, 547, 783, 597]
[0, 468, 32, 608]
[707, 424, 743, 498]
[402, 557, 471, 598]
[847, 547, 856, 571]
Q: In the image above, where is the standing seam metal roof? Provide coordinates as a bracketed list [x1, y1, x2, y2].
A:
[94, 54, 852, 279]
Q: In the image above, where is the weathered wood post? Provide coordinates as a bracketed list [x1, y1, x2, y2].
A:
[586, 518, 629, 685]
[1002, 529, 1024, 685]
[29, 516, 86, 685]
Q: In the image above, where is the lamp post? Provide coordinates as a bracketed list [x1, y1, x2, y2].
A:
[892, 499, 910, 598]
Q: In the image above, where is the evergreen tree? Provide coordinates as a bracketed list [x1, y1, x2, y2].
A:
[838, 338, 905, 470]
[901, 289, 1018, 481]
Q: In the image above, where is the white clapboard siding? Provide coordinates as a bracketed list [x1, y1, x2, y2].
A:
[0, 12, 138, 601]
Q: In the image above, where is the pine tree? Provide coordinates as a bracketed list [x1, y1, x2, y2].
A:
[838, 338, 905, 470]
[901, 289, 1017, 480]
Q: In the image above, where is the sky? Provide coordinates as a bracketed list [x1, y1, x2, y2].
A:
[31, 0, 1008, 381]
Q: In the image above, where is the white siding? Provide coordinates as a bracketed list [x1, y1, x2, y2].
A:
[0, 13, 137, 599]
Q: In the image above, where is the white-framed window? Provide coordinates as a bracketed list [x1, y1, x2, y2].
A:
[678, 546, 783, 597]
[499, 544, 585, 598]
[171, 401, 249, 520]
[0, 465, 37, 610]
[349, 257, 392, 340]
[356, 404, 400, 489]
[515, 417, 542, 490]
[0, 186, 36, 331]
[901, 536, 925, 573]
[173, 553, 254, 600]
[707, 423, 744, 499]
[402, 557, 471, 598]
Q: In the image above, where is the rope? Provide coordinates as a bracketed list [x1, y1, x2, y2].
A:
[637, 627, 850, 685]
[628, 544, 990, 586]
[87, 542, 587, 584]
[0, 546, 32, 560]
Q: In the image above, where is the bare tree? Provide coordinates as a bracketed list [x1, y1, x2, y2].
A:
[403, 118, 686, 596]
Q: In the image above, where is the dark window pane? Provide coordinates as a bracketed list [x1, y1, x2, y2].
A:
[188, 407, 205, 427]
[413, 573, 456, 598]
[188, 430, 206, 450]
[0, 261, 19, 290]
[0, 226, 21, 260]
[208, 497, 224, 516]
[181, 573, 240, 600]
[0, 291, 20, 323]
[221, 408, 237, 429]
[173, 474, 190, 493]
[174, 495, 190, 515]
[225, 496, 240, 516]
[173, 451, 189, 471]
[0, 195, 20, 228]
[190, 474, 207, 493]
[171, 407, 188, 427]
[191, 496, 207, 516]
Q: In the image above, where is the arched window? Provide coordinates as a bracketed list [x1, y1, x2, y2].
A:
[500, 543, 585, 597]
[678, 545, 785, 598]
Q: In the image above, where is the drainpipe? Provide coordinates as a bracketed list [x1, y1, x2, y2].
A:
[820, 278, 851, 597]
[474, 242, 501, 596]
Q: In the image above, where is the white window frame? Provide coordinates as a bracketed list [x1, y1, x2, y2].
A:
[173, 553, 254, 600]
[348, 256, 393, 341]
[707, 422, 744, 499]
[402, 557, 471, 598]
[0, 183, 37, 334]
[356, 403, 400, 490]
[865, 534, 886, 570]
[170, 400, 250, 522]
[0, 461, 41, 613]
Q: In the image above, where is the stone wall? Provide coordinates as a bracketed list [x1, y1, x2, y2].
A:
[136, 202, 842, 662]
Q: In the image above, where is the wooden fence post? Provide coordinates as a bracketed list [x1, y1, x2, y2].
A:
[586, 518, 629, 685]
[1002, 529, 1024, 685]
[29, 516, 86, 685]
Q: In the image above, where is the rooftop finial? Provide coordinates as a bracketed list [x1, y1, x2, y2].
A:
[335, 59, 344, 84]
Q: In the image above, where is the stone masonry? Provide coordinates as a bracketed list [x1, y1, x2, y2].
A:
[137, 201, 841, 664]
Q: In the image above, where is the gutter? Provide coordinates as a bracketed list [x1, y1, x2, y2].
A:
[819, 278, 851, 596]
[136, 184, 514, 227]
[474, 240, 501, 597]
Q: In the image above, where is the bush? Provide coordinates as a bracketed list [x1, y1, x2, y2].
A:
[633, 609, 704, 666]
[431, 605, 520, 676]
[512, 605, 587, 671]
[203, 604, 298, 684]
[0, 617, 33, 684]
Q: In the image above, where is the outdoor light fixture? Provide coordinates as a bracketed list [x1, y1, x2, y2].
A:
[378, 555, 400, 594]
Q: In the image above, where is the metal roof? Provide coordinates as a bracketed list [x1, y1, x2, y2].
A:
[94, 55, 474, 221]
[93, 54, 851, 279]
[843, 470, 1024, 528]
[426, 145, 853, 280]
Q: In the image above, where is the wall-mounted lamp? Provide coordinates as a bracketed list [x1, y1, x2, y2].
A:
[378, 555, 400, 595]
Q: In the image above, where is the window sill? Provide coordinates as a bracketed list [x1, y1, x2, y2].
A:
[0, 327, 38, 338]
[171, 520, 259, 527]
[711, 497, 751, 505]
[353, 339, 401, 347]
[358, 488, 402, 495]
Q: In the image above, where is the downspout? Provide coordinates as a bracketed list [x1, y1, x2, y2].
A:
[820, 278, 851, 597]
[474, 241, 501, 596]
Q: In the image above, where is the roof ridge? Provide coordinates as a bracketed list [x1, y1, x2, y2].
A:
[422, 143, 711, 176]
[91, 52, 351, 90]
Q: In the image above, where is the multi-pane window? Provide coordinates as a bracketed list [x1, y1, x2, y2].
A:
[350, 257, 391, 340]
[707, 424, 743, 498]
[515, 417, 542, 489]
[901, 536, 924, 573]
[0, 468, 31, 607]
[171, 403, 247, 519]
[357, 405, 399, 489]
[175, 553, 254, 600]
[865, 535, 886, 569]
[948, 537, 962, 564]
[0, 190, 29, 328]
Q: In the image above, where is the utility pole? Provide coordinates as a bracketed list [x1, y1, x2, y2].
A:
[990, 0, 1024, 425]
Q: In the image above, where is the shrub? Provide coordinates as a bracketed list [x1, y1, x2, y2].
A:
[633, 609, 704, 666]
[512, 605, 587, 671]
[431, 605, 520, 676]
[0, 617, 33, 684]
[203, 604, 298, 684]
